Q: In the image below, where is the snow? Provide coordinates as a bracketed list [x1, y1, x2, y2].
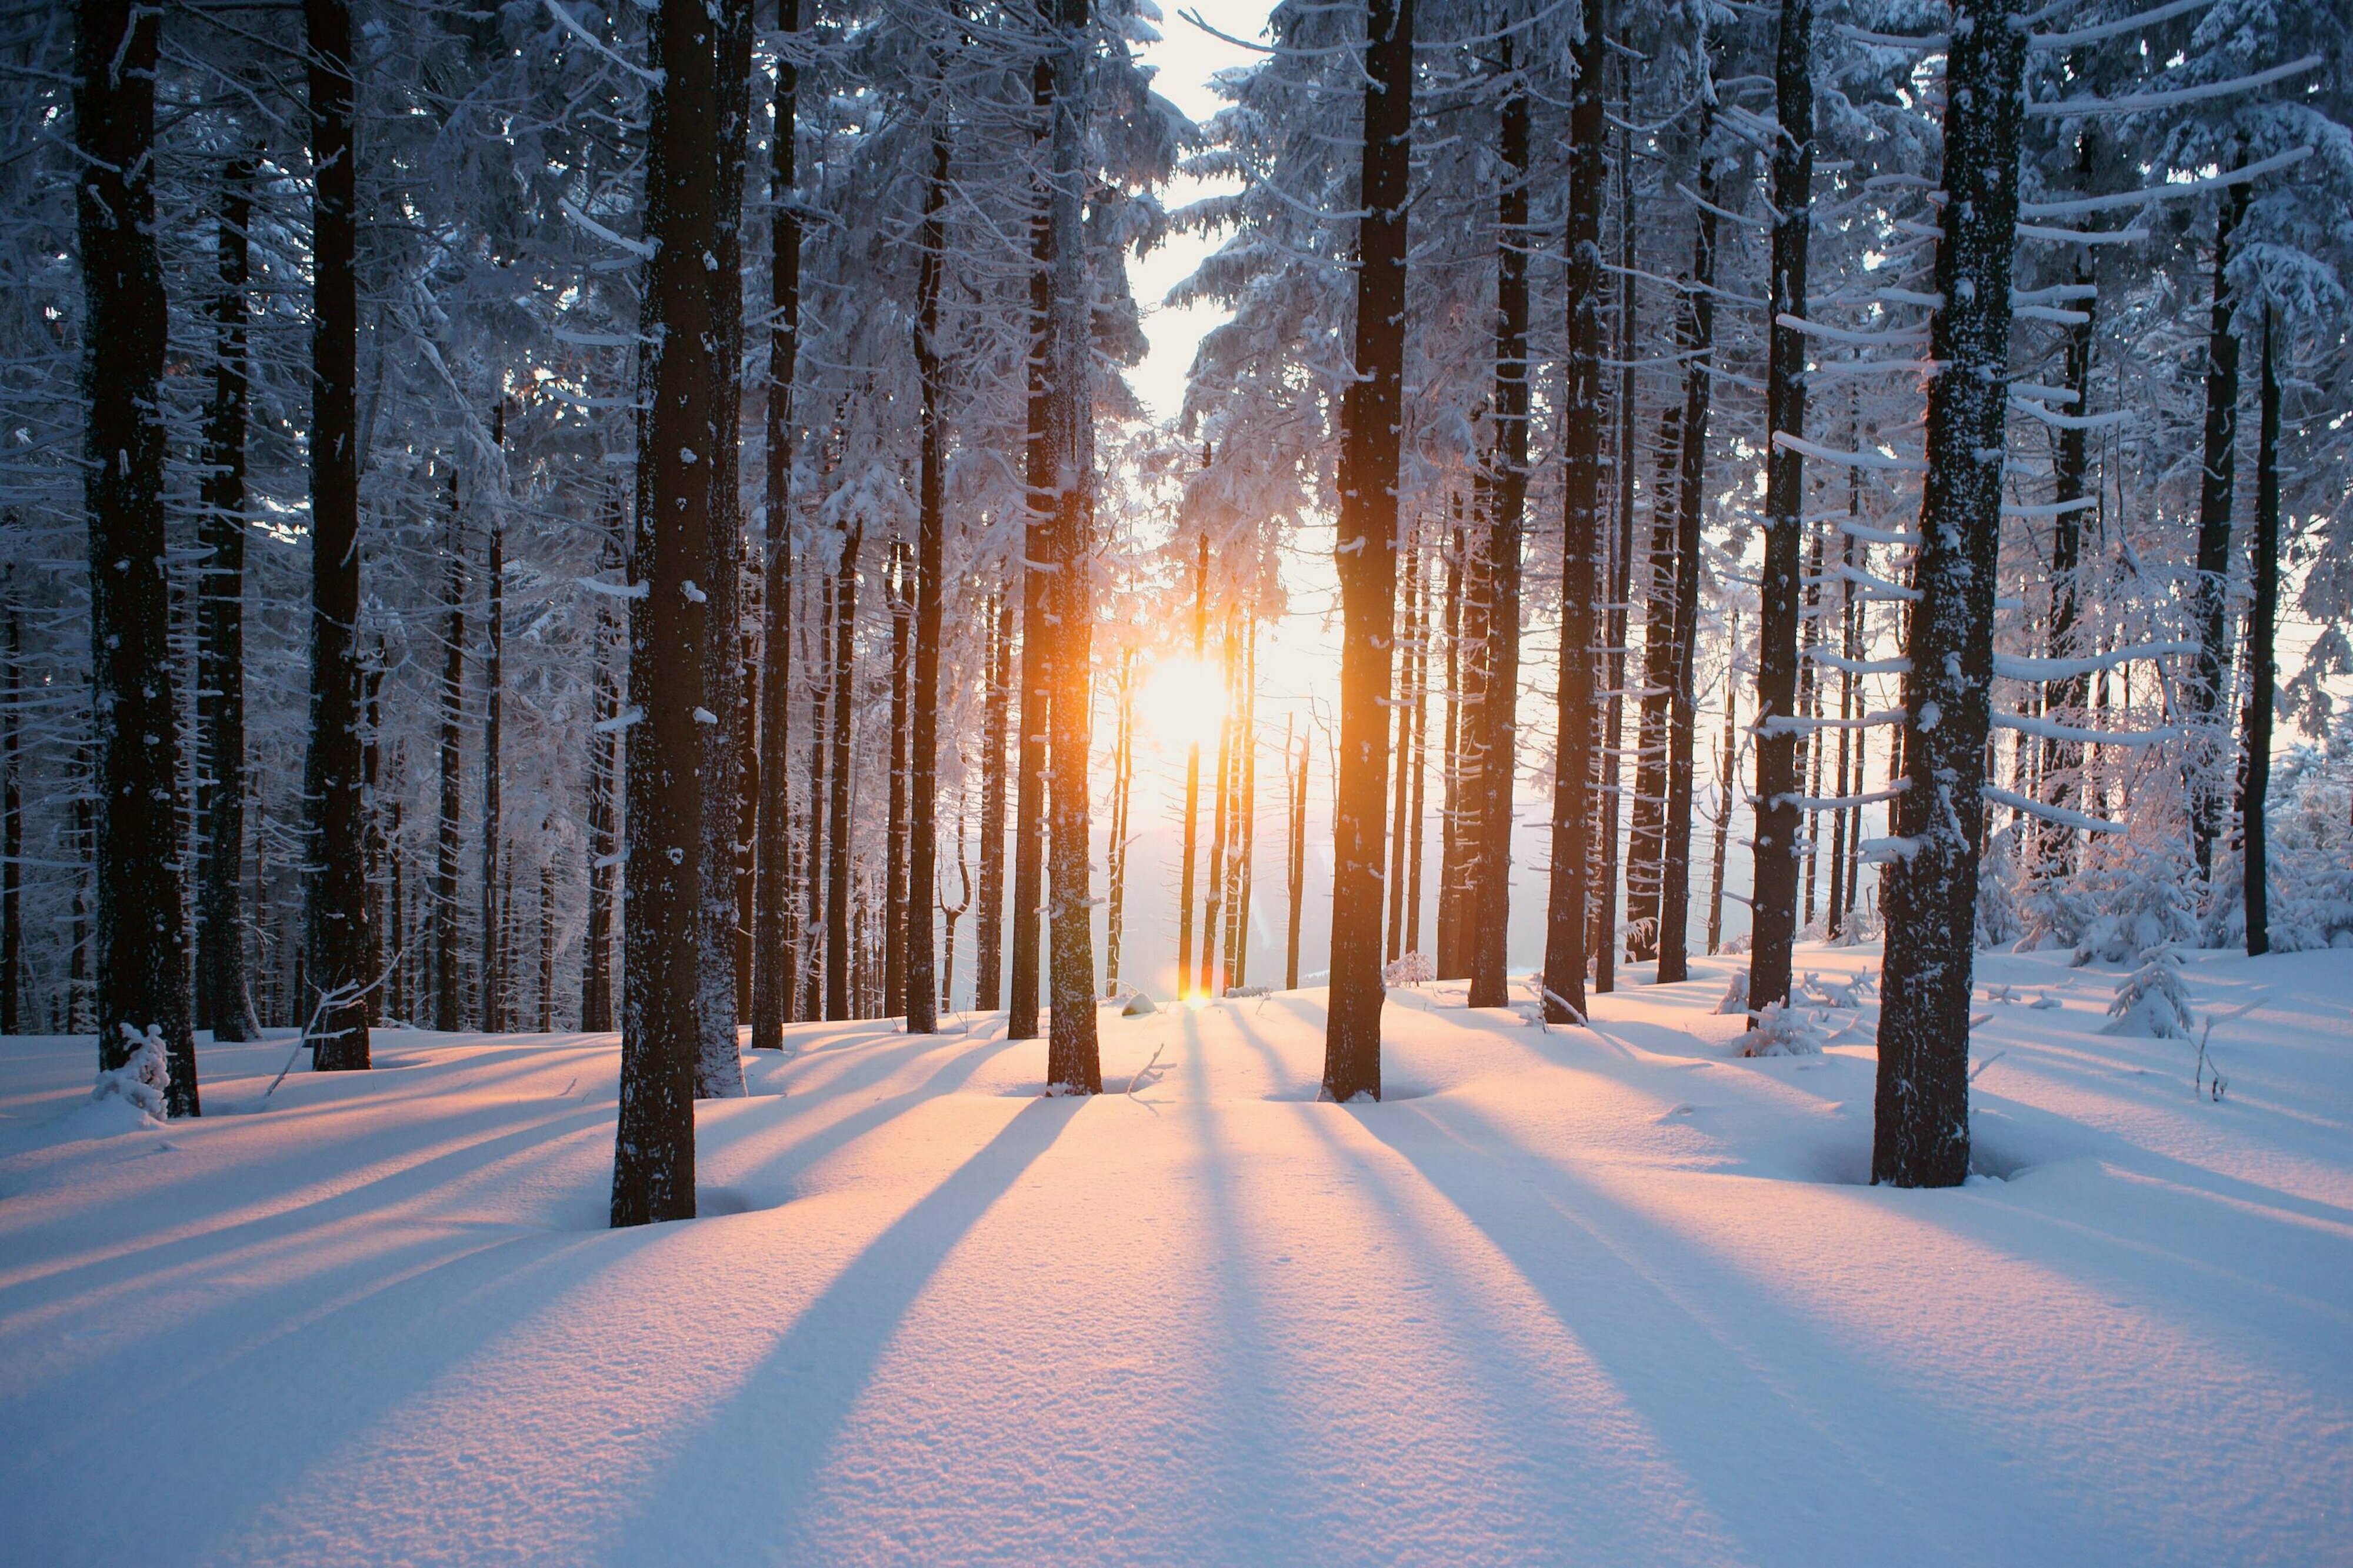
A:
[2, 942, 2349, 1565]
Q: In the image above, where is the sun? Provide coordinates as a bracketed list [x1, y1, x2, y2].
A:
[1137, 654, 1229, 753]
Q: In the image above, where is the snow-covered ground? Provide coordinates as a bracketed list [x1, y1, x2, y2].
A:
[2, 943, 2348, 1566]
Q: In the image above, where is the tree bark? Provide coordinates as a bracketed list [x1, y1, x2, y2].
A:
[1104, 651, 1134, 995]
[301, 0, 368, 1074]
[1470, 61, 1528, 1009]
[582, 489, 621, 1032]
[1595, 90, 1636, 993]
[749, 0, 803, 1050]
[1872, 0, 2024, 1189]
[1, 597, 18, 1035]
[1658, 149, 1722, 986]
[1008, 45, 1055, 1042]
[2189, 181, 2250, 882]
[197, 152, 261, 1043]
[884, 540, 911, 1017]
[906, 131, 949, 1033]
[825, 524, 861, 1021]
[975, 587, 1011, 1010]
[2241, 309, 2279, 956]
[1707, 609, 1737, 954]
[1434, 518, 1464, 976]
[615, 0, 734, 1227]
[1748, 0, 1813, 1016]
[1176, 530, 1209, 996]
[2037, 256, 2095, 880]
[479, 423, 504, 1032]
[1539, 0, 1607, 1026]
[1324, 0, 1415, 1099]
[432, 479, 465, 1032]
[1387, 542, 1420, 962]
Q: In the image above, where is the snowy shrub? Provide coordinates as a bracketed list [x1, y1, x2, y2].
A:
[1742, 1001, 1822, 1057]
[1382, 952, 1434, 987]
[1975, 824, 2025, 949]
[1714, 971, 1749, 1016]
[2072, 837, 2199, 968]
[2103, 945, 2194, 1039]
[92, 1023, 171, 1120]
[2205, 743, 2353, 952]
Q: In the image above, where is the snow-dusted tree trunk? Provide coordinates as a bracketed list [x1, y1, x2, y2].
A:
[78, 0, 196, 1108]
[905, 131, 949, 1035]
[615, 0, 734, 1226]
[479, 432, 505, 1033]
[2036, 258, 2094, 880]
[582, 492, 621, 1033]
[432, 482, 466, 1033]
[1322, 0, 1414, 1100]
[1594, 97, 1637, 995]
[885, 542, 912, 1017]
[1872, 0, 2025, 1190]
[1469, 58, 1528, 1011]
[824, 523, 859, 1021]
[197, 152, 261, 1045]
[1658, 136, 1725, 987]
[692, 0, 755, 1097]
[302, 0, 369, 1074]
[2188, 182, 2250, 882]
[2241, 309, 2279, 955]
[1538, 0, 1607, 1027]
[1008, 50, 1053, 1042]
[1748, 0, 1814, 1016]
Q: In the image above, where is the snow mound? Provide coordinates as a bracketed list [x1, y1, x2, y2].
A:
[91, 1023, 171, 1120]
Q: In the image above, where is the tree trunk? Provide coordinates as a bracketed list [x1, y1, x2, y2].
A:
[1657, 153, 1721, 986]
[582, 497, 621, 1032]
[301, 0, 368, 1075]
[1595, 92, 1636, 993]
[1625, 406, 1682, 962]
[432, 478, 465, 1032]
[1471, 63, 1529, 1009]
[1539, 0, 1607, 1026]
[1040, 0, 1100, 1096]
[1387, 542, 1420, 962]
[906, 132, 949, 1033]
[801, 556, 834, 1021]
[1234, 625, 1259, 987]
[1872, 0, 2024, 1189]
[1008, 52, 1054, 1043]
[2189, 181, 2250, 882]
[197, 152, 261, 1043]
[479, 442, 504, 1032]
[1, 598, 18, 1035]
[825, 524, 861, 1021]
[1287, 719, 1307, 989]
[1202, 624, 1234, 994]
[536, 842, 555, 1031]
[884, 540, 911, 1017]
[1404, 577, 1429, 956]
[2037, 256, 2095, 880]
[1324, 0, 1415, 1096]
[1104, 651, 1135, 995]
[692, 0, 755, 1098]
[1434, 519, 1464, 976]
[2241, 309, 2279, 956]
[1748, 0, 1813, 1016]
[975, 588, 1011, 1010]
[615, 0, 734, 1226]
[749, 0, 804, 1050]
[1707, 609, 1737, 955]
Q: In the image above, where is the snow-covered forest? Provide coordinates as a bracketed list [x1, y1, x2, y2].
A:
[4, 0, 2352, 1559]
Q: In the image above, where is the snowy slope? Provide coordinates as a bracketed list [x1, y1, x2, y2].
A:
[1, 943, 2347, 1566]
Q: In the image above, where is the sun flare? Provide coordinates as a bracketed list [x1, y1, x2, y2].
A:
[1138, 654, 1229, 753]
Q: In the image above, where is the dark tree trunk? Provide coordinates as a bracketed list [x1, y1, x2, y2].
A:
[1748, 0, 1813, 1016]
[197, 152, 261, 1043]
[1041, 0, 1101, 1096]
[1, 598, 18, 1035]
[1872, 0, 2025, 1189]
[2241, 310, 2279, 956]
[615, 0, 733, 1227]
[1470, 61, 1528, 1010]
[825, 524, 861, 1021]
[79, 0, 194, 1103]
[1433, 519, 1464, 976]
[1708, 609, 1737, 954]
[1539, 0, 1607, 1026]
[1625, 407, 1681, 963]
[884, 541, 911, 1017]
[479, 443, 504, 1032]
[536, 841, 555, 1030]
[1175, 530, 1208, 997]
[1323, 0, 1414, 1099]
[975, 587, 1011, 1010]
[749, 0, 804, 1051]
[1404, 579, 1429, 956]
[582, 485, 623, 1032]
[906, 132, 949, 1033]
[1658, 142, 1725, 985]
[1595, 92, 1636, 993]
[694, 0, 756, 1099]
[2189, 182, 2249, 882]
[301, 0, 368, 1073]
[432, 480, 465, 1032]
[1008, 48, 1054, 1042]
[801, 559, 834, 1021]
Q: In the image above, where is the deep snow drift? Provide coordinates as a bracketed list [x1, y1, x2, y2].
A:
[2, 942, 2348, 1566]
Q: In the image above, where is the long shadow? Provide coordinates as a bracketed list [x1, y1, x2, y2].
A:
[1348, 1093, 2148, 1563]
[598, 1095, 1078, 1562]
